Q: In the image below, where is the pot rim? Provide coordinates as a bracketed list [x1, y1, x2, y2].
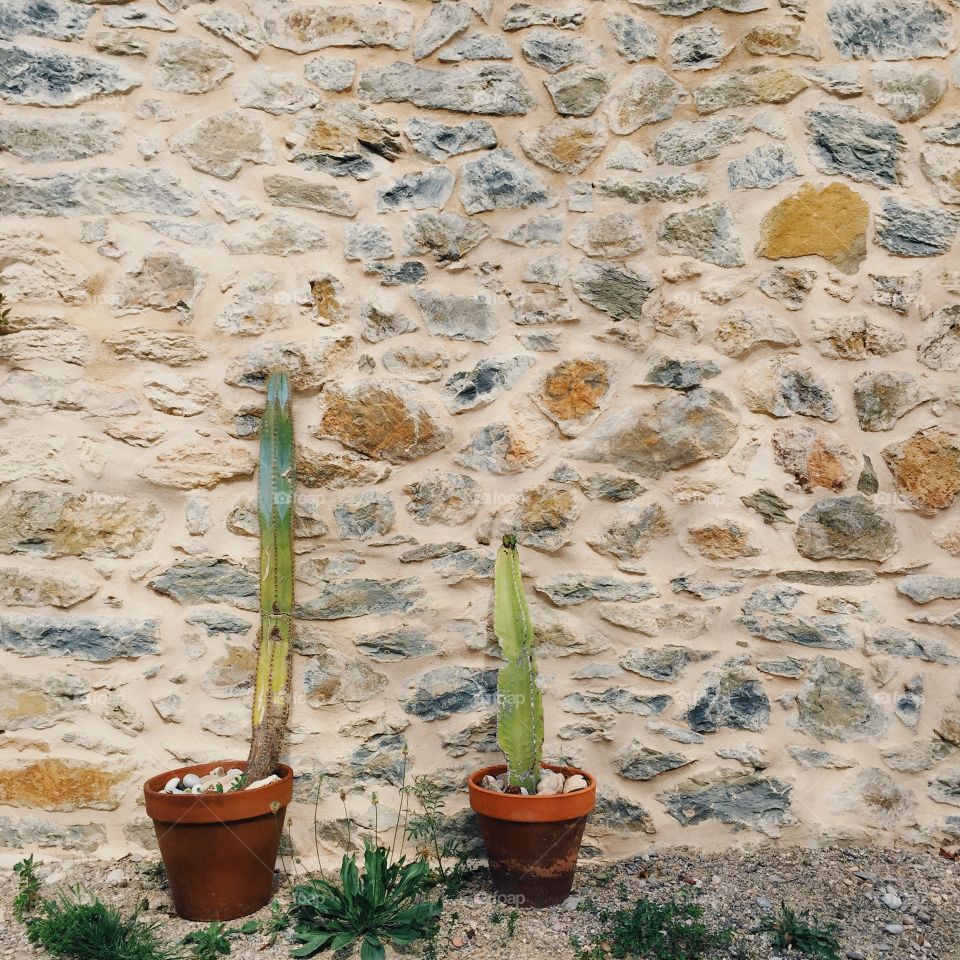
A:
[144, 759, 293, 825]
[468, 763, 596, 824]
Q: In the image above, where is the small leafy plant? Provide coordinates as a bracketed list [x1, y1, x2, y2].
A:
[290, 843, 442, 960]
[753, 903, 841, 960]
[13, 854, 41, 921]
[406, 775, 470, 897]
[0, 291, 12, 331]
[25, 891, 178, 960]
[573, 893, 733, 960]
[182, 921, 236, 959]
[251, 899, 292, 946]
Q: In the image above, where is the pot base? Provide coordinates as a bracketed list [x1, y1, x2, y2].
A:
[468, 764, 596, 909]
[143, 760, 292, 921]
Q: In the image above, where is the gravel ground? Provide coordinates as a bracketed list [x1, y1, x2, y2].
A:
[1, 845, 958, 960]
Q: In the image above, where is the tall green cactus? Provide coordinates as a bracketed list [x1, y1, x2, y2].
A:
[493, 534, 544, 792]
[245, 368, 295, 783]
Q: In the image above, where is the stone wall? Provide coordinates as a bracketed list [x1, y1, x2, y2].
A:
[1, 0, 960, 862]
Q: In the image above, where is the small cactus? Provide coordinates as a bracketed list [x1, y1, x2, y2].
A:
[245, 369, 295, 783]
[493, 534, 543, 792]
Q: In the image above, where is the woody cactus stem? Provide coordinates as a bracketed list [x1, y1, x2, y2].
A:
[245, 368, 295, 784]
[493, 533, 544, 793]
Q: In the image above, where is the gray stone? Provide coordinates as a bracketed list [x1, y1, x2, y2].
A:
[929, 769, 960, 807]
[376, 167, 455, 212]
[923, 112, 960, 145]
[224, 215, 327, 256]
[224, 337, 353, 391]
[263, 174, 355, 217]
[571, 388, 738, 478]
[234, 67, 318, 113]
[0, 671, 88, 730]
[570, 258, 657, 321]
[413, 1, 471, 60]
[215, 272, 292, 336]
[596, 174, 709, 205]
[827, 0, 955, 61]
[619, 645, 714, 682]
[404, 471, 480, 525]
[519, 117, 607, 175]
[454, 421, 546, 475]
[741, 358, 838, 421]
[854, 371, 933, 431]
[871, 65, 947, 122]
[439, 32, 513, 62]
[0, 0, 94, 41]
[694, 65, 807, 114]
[303, 56, 355, 90]
[197, 9, 266, 56]
[253, 1, 413, 54]
[459, 148, 547, 214]
[154, 38, 233, 94]
[643, 357, 720, 390]
[795, 656, 889, 742]
[0, 567, 98, 610]
[0, 616, 159, 661]
[0, 490, 161, 559]
[185, 610, 252, 636]
[170, 109, 274, 180]
[897, 576, 960, 604]
[0, 817, 105, 853]
[744, 20, 820, 57]
[866, 626, 958, 665]
[359, 302, 413, 342]
[657, 202, 743, 267]
[501, 3, 585, 30]
[671, 575, 742, 600]
[402, 666, 497, 720]
[883, 739, 956, 774]
[0, 44, 140, 106]
[688, 660, 770, 733]
[348, 733, 408, 785]
[520, 27, 598, 73]
[605, 13, 658, 62]
[534, 574, 658, 606]
[431, 549, 495, 583]
[589, 504, 671, 564]
[298, 578, 423, 620]
[759, 266, 817, 311]
[919, 305, 960, 370]
[302, 650, 388, 707]
[659, 769, 793, 838]
[811, 314, 906, 360]
[346, 224, 393, 262]
[402, 212, 489, 263]
[714, 309, 799, 357]
[737, 615, 856, 650]
[876, 198, 958, 257]
[616, 742, 694, 781]
[921, 146, 960, 205]
[359, 62, 534, 115]
[669, 23, 731, 71]
[113, 247, 204, 316]
[543, 62, 614, 116]
[287, 102, 402, 179]
[728, 145, 798, 190]
[569, 213, 644, 259]
[654, 114, 748, 165]
[599, 602, 717, 640]
[0, 113, 123, 163]
[333, 491, 394, 541]
[443, 356, 534, 414]
[148, 557, 257, 609]
[606, 66, 683, 135]
[562, 688, 670, 718]
[403, 117, 496, 161]
[410, 287, 494, 342]
[800, 64, 863, 97]
[805, 105, 905, 188]
[795, 495, 899, 561]
[788, 746, 855, 769]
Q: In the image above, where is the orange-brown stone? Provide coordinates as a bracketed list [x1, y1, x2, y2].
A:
[688, 520, 760, 560]
[315, 380, 451, 463]
[882, 428, 960, 513]
[757, 182, 869, 274]
[534, 357, 611, 436]
[0, 759, 128, 811]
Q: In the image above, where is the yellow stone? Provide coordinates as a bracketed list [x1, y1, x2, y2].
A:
[756, 182, 869, 274]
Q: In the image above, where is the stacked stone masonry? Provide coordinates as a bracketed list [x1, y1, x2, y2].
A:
[2, 0, 960, 860]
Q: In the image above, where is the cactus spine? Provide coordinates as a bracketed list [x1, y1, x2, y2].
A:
[493, 534, 544, 792]
[245, 368, 295, 783]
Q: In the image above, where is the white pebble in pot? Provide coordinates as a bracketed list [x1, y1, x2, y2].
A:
[182, 773, 201, 788]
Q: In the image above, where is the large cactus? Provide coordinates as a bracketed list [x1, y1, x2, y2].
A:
[493, 534, 544, 792]
[245, 368, 295, 783]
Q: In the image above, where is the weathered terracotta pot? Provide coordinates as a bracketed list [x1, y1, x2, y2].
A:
[468, 763, 596, 908]
[143, 759, 292, 921]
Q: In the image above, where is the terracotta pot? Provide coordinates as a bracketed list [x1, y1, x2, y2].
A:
[143, 759, 292, 921]
[468, 763, 596, 908]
